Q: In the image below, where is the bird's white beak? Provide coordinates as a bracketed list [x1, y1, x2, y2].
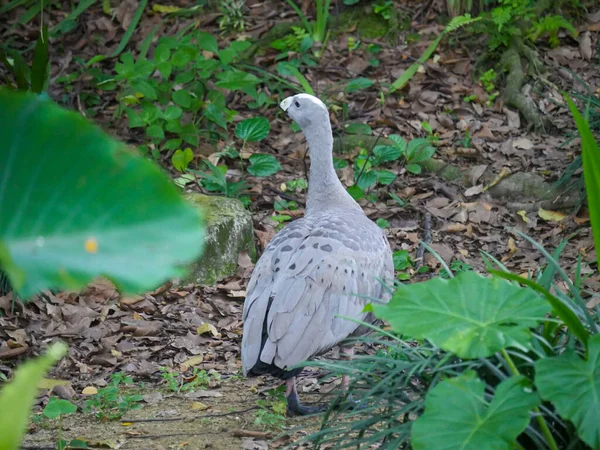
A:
[280, 96, 293, 112]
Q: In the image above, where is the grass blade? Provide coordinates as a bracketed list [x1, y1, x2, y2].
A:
[110, 0, 147, 58]
[565, 94, 600, 268]
[30, 26, 49, 93]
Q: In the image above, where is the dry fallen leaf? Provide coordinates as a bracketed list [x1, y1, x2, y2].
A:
[82, 386, 98, 396]
[197, 322, 220, 337]
[517, 210, 530, 223]
[538, 208, 567, 222]
[180, 354, 204, 371]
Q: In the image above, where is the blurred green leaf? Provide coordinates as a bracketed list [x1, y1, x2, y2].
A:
[412, 373, 539, 450]
[0, 342, 67, 450]
[0, 90, 204, 297]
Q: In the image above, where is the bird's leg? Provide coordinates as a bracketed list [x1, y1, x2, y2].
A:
[285, 376, 326, 416]
[340, 345, 354, 393]
[338, 345, 365, 410]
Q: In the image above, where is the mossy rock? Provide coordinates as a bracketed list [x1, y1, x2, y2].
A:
[184, 193, 255, 286]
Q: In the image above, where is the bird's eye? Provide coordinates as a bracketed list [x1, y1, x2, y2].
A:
[294, 101, 301, 108]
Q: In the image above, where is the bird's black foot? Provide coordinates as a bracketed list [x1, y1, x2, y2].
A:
[286, 392, 327, 416]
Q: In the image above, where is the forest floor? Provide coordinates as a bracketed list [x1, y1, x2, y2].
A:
[1, 0, 600, 449]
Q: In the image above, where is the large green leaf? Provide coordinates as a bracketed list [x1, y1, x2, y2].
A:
[0, 90, 204, 297]
[412, 373, 539, 450]
[0, 342, 67, 450]
[370, 271, 550, 358]
[535, 334, 600, 449]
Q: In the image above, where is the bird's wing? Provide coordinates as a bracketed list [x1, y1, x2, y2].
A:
[242, 212, 393, 373]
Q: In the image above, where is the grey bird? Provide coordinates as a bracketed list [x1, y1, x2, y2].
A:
[241, 93, 394, 415]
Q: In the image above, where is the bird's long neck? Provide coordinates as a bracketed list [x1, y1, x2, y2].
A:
[304, 120, 358, 215]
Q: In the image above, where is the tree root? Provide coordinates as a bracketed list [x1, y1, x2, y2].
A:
[499, 42, 554, 133]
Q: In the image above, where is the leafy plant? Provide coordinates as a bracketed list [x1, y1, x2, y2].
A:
[373, 1, 393, 21]
[83, 373, 144, 420]
[351, 135, 435, 200]
[254, 388, 287, 429]
[479, 68, 499, 105]
[305, 234, 599, 449]
[42, 398, 84, 450]
[112, 31, 262, 163]
[0, 89, 204, 297]
[218, 0, 247, 32]
[0, 343, 67, 450]
[0, 27, 49, 93]
[191, 160, 250, 202]
[283, 0, 331, 56]
[483, 0, 578, 51]
[160, 367, 220, 393]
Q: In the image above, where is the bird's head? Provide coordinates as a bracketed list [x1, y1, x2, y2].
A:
[279, 93, 328, 130]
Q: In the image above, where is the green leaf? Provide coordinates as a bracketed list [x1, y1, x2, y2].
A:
[157, 61, 172, 79]
[393, 250, 413, 270]
[376, 170, 395, 185]
[389, 134, 407, 153]
[204, 103, 228, 130]
[172, 148, 194, 172]
[235, 117, 270, 142]
[0, 342, 67, 450]
[412, 373, 540, 450]
[0, 89, 204, 297]
[146, 124, 164, 140]
[535, 334, 600, 449]
[172, 89, 192, 108]
[405, 163, 422, 174]
[407, 138, 435, 163]
[356, 169, 377, 190]
[43, 398, 77, 419]
[345, 77, 374, 93]
[345, 123, 372, 135]
[371, 271, 551, 359]
[131, 80, 157, 100]
[196, 31, 219, 53]
[164, 105, 182, 120]
[373, 145, 401, 163]
[171, 49, 192, 67]
[565, 95, 600, 269]
[163, 138, 182, 150]
[154, 44, 170, 63]
[214, 70, 260, 90]
[376, 218, 389, 228]
[248, 154, 282, 177]
[346, 185, 364, 200]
